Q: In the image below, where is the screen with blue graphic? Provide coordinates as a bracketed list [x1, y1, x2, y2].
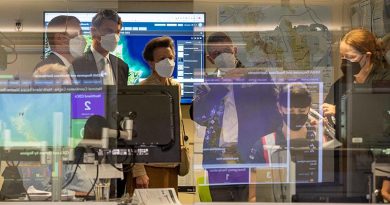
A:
[44, 12, 206, 104]
[0, 93, 71, 147]
[0, 91, 105, 149]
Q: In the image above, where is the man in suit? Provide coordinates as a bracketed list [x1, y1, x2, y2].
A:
[72, 9, 129, 197]
[35, 15, 86, 79]
[191, 32, 280, 201]
[72, 9, 128, 86]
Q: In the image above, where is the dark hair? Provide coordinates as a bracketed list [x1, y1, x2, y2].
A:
[206, 32, 233, 54]
[342, 28, 383, 67]
[92, 9, 122, 29]
[46, 15, 80, 46]
[84, 115, 108, 140]
[278, 84, 312, 108]
[143, 36, 175, 62]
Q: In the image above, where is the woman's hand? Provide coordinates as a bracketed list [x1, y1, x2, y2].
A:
[322, 103, 336, 117]
[135, 174, 149, 188]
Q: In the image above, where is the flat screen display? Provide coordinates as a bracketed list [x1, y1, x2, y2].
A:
[0, 91, 105, 148]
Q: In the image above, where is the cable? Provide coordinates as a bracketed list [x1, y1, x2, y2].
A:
[25, 191, 32, 201]
[62, 149, 83, 190]
[114, 139, 131, 164]
[61, 165, 80, 190]
[303, 0, 322, 25]
[84, 149, 99, 201]
[375, 168, 390, 174]
[181, 120, 188, 143]
[84, 163, 98, 201]
[108, 139, 136, 172]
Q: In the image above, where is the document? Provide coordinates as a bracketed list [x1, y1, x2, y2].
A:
[132, 188, 181, 205]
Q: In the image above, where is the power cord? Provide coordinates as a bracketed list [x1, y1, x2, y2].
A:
[84, 149, 99, 201]
[375, 168, 390, 174]
[62, 148, 83, 190]
[108, 139, 136, 172]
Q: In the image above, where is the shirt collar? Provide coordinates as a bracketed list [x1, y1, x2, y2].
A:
[91, 45, 109, 66]
[52, 52, 71, 68]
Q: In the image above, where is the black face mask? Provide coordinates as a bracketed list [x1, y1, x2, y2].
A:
[283, 113, 308, 131]
[340, 59, 362, 77]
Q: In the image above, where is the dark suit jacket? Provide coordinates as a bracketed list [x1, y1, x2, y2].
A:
[72, 49, 129, 86]
[34, 53, 65, 71]
[191, 73, 281, 165]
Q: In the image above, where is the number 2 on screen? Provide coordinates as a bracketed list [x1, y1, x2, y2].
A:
[84, 101, 91, 111]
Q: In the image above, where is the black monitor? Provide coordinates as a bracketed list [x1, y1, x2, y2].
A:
[293, 149, 371, 203]
[105, 85, 181, 163]
[339, 89, 390, 149]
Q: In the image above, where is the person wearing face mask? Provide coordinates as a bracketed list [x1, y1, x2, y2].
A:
[322, 29, 390, 121]
[72, 9, 129, 86]
[140, 36, 178, 86]
[247, 84, 337, 202]
[127, 36, 181, 196]
[34, 15, 86, 84]
[190, 32, 280, 202]
[249, 84, 320, 164]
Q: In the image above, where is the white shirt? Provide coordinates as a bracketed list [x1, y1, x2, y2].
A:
[91, 46, 115, 85]
[219, 85, 239, 147]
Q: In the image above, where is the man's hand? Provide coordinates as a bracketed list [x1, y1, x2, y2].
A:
[322, 103, 336, 117]
[135, 174, 149, 188]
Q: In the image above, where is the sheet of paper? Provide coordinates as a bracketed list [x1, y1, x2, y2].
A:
[132, 188, 181, 205]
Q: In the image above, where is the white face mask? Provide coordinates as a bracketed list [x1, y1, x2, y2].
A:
[69, 35, 86, 58]
[155, 58, 175, 78]
[214, 53, 236, 73]
[100, 33, 119, 52]
[385, 51, 390, 65]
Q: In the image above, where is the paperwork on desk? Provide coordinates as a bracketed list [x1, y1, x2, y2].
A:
[131, 188, 181, 205]
[26, 186, 75, 201]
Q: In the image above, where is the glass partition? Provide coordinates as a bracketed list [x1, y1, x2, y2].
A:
[1, 0, 390, 203]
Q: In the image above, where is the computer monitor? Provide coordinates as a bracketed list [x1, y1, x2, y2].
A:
[104, 85, 181, 163]
[339, 89, 390, 149]
[0, 89, 106, 161]
[43, 12, 206, 104]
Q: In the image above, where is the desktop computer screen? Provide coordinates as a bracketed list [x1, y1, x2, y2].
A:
[0, 93, 71, 147]
[0, 90, 106, 161]
[44, 12, 206, 104]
